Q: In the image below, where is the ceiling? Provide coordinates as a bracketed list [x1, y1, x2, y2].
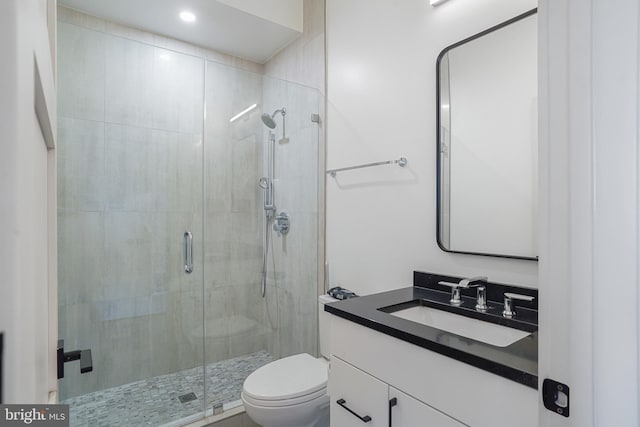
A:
[58, 0, 303, 64]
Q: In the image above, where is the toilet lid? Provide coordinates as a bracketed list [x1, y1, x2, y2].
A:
[243, 353, 328, 401]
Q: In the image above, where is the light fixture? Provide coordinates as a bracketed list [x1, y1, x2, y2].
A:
[179, 10, 196, 23]
[430, 0, 450, 6]
[229, 104, 258, 123]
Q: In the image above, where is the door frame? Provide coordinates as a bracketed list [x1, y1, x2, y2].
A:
[538, 0, 640, 425]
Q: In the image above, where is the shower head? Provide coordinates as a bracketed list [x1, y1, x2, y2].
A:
[261, 113, 277, 129]
[261, 107, 286, 129]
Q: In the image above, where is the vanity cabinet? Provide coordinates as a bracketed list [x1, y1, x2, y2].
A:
[330, 356, 465, 427]
[329, 314, 537, 427]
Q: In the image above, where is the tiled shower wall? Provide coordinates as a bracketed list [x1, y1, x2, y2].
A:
[261, 79, 320, 359]
[265, 0, 327, 317]
[57, 5, 320, 401]
[201, 64, 321, 363]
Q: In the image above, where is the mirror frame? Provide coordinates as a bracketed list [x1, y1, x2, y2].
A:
[435, 8, 539, 261]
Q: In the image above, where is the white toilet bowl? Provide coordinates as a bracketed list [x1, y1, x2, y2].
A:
[242, 295, 336, 427]
[241, 353, 329, 427]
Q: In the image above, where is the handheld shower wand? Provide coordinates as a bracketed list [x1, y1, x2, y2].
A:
[259, 131, 277, 297]
[261, 132, 276, 217]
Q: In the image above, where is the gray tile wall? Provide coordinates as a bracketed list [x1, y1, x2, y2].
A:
[261, 78, 321, 360]
[202, 63, 320, 364]
[263, 0, 326, 360]
[202, 61, 266, 365]
[57, 5, 321, 413]
[264, 0, 326, 92]
[264, 0, 327, 323]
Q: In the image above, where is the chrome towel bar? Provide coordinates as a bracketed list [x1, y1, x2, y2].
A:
[326, 157, 408, 177]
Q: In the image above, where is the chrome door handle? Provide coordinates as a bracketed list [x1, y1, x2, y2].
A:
[184, 231, 193, 274]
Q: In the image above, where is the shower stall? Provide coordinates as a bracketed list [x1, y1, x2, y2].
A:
[56, 9, 321, 426]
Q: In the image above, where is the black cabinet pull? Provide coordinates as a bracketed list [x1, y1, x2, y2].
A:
[336, 398, 372, 423]
[389, 397, 397, 426]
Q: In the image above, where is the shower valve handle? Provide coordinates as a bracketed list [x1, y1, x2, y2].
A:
[273, 212, 290, 235]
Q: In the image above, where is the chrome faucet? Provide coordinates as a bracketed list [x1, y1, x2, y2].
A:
[438, 276, 487, 306]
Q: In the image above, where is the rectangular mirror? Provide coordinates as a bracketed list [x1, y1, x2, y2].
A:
[437, 9, 538, 260]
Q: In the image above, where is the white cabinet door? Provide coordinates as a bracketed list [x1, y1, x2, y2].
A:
[330, 356, 389, 427]
[389, 387, 466, 427]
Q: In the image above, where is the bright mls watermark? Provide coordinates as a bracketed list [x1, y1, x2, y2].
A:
[0, 405, 69, 426]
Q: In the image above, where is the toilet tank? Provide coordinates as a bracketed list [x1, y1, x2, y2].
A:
[318, 294, 337, 359]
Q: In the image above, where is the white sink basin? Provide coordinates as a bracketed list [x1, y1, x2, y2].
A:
[388, 305, 531, 347]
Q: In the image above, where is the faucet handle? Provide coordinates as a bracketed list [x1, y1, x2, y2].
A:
[502, 293, 535, 318]
[438, 281, 463, 306]
[504, 292, 535, 301]
[475, 286, 488, 312]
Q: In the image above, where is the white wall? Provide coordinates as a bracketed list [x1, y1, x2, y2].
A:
[326, 0, 538, 295]
[0, 0, 57, 402]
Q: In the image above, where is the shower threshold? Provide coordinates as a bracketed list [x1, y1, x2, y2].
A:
[63, 351, 272, 427]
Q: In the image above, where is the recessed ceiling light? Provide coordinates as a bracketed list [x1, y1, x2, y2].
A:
[179, 11, 196, 23]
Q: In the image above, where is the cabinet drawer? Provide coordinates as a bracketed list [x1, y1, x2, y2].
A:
[330, 356, 388, 427]
[390, 387, 466, 427]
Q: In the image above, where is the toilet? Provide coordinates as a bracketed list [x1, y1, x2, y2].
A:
[241, 295, 336, 427]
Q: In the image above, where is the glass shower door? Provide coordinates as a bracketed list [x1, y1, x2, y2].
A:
[200, 62, 322, 414]
[201, 60, 272, 413]
[57, 21, 206, 426]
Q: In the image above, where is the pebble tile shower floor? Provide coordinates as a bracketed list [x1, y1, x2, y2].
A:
[63, 351, 273, 427]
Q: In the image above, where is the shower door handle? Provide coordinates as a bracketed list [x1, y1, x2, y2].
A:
[184, 231, 193, 274]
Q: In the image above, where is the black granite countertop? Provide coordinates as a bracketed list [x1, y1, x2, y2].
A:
[324, 272, 538, 389]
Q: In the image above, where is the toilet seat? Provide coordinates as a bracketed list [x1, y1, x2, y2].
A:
[242, 386, 327, 408]
[242, 354, 328, 407]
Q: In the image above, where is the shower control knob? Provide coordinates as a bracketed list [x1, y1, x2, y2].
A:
[273, 212, 290, 236]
